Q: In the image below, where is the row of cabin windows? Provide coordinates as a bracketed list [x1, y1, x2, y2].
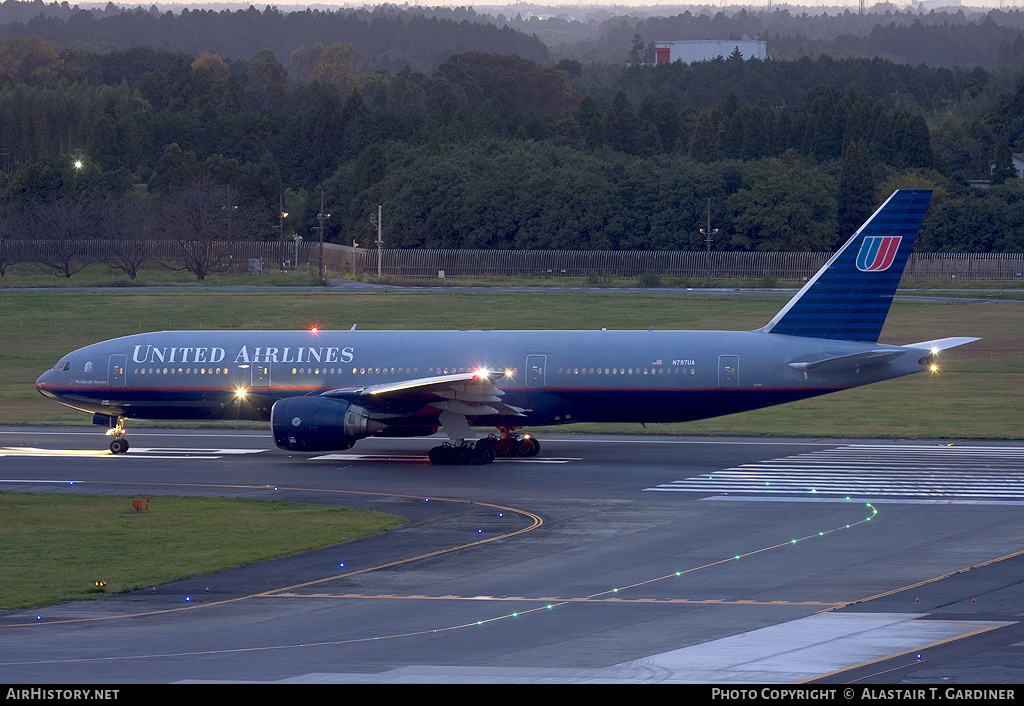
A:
[559, 367, 697, 376]
[130, 365, 698, 379]
[135, 367, 229, 376]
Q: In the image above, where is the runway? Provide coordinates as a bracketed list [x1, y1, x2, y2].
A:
[1, 427, 1022, 684]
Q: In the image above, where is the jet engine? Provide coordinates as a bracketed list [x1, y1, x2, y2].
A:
[271, 396, 381, 452]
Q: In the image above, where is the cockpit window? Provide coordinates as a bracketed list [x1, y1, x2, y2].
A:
[57, 361, 71, 372]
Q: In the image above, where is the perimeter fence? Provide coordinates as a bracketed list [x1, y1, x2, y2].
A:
[7, 239, 1024, 282]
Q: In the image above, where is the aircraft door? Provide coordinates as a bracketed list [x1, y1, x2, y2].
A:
[251, 363, 271, 387]
[526, 355, 546, 388]
[108, 355, 127, 387]
[718, 355, 739, 388]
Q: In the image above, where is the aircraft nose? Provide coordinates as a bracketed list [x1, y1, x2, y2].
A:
[36, 368, 58, 397]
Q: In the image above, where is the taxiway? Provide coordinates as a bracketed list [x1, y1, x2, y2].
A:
[0, 427, 1022, 684]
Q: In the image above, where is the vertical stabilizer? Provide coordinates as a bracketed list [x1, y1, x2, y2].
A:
[761, 189, 931, 342]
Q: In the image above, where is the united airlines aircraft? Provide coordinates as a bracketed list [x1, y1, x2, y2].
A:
[36, 190, 977, 464]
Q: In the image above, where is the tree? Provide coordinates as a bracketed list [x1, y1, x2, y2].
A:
[97, 193, 152, 280]
[728, 157, 837, 251]
[837, 141, 875, 239]
[36, 196, 93, 278]
[575, 96, 604, 150]
[991, 137, 1017, 185]
[605, 91, 638, 154]
[191, 53, 231, 81]
[150, 143, 199, 194]
[245, 49, 287, 112]
[159, 178, 260, 280]
[689, 109, 721, 162]
[0, 201, 25, 276]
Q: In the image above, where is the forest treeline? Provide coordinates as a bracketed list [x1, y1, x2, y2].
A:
[1, 2, 1024, 263]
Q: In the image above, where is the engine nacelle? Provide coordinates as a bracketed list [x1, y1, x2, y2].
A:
[271, 396, 380, 452]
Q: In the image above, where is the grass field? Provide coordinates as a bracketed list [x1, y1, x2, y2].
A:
[2, 286, 1021, 439]
[0, 493, 403, 610]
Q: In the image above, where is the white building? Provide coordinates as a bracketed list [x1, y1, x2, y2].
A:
[654, 40, 769, 65]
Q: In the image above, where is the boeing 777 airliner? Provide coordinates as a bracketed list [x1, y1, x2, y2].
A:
[36, 190, 978, 464]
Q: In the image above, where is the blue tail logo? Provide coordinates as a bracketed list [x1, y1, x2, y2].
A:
[856, 236, 902, 272]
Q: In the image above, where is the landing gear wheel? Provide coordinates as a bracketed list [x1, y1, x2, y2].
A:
[428, 441, 496, 466]
[428, 445, 451, 465]
[109, 438, 129, 454]
[494, 428, 540, 458]
[517, 437, 540, 457]
[470, 446, 492, 465]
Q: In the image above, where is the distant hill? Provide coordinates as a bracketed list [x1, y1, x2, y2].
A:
[3, 2, 1024, 70]
[0, 2, 551, 72]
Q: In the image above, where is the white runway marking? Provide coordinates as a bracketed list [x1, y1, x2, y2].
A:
[0, 447, 264, 460]
[187, 613, 1011, 684]
[646, 444, 1024, 501]
[310, 453, 579, 463]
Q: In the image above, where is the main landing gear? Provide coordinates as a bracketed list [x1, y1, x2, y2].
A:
[427, 430, 540, 466]
[106, 416, 129, 454]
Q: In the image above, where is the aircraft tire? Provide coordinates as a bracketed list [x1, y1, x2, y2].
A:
[518, 437, 539, 457]
[495, 438, 515, 456]
[109, 438, 129, 454]
[470, 446, 491, 465]
[428, 446, 450, 465]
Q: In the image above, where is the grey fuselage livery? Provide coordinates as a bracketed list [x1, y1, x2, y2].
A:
[36, 327, 933, 427]
[35, 190, 978, 461]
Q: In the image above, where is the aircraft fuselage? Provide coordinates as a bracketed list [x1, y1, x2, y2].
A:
[36, 328, 930, 428]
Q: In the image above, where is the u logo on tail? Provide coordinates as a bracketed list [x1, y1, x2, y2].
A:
[856, 236, 903, 272]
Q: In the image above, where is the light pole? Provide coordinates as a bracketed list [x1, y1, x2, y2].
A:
[271, 194, 291, 267]
[292, 234, 302, 269]
[315, 190, 330, 282]
[700, 198, 718, 287]
[370, 204, 383, 278]
[272, 194, 289, 238]
[72, 153, 83, 190]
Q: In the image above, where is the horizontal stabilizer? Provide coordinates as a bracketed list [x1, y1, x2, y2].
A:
[905, 337, 982, 352]
[789, 349, 905, 373]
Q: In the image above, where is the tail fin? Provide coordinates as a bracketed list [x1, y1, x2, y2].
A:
[761, 189, 932, 342]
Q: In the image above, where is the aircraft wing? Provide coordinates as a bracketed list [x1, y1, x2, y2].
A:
[321, 370, 525, 418]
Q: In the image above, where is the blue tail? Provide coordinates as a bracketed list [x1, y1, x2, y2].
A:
[761, 189, 932, 343]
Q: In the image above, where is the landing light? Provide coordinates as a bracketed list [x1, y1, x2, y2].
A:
[930, 364, 939, 373]
[235, 388, 248, 399]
